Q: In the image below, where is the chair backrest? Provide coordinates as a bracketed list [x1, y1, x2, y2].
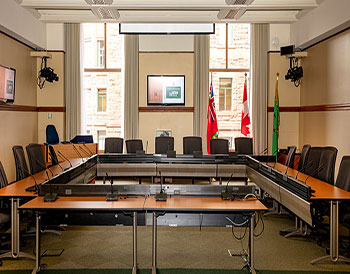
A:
[26, 143, 46, 175]
[234, 137, 253, 155]
[304, 147, 323, 176]
[104, 137, 124, 153]
[12, 145, 30, 181]
[210, 139, 229, 154]
[285, 146, 296, 168]
[183, 136, 202, 155]
[126, 139, 143, 153]
[317, 146, 338, 185]
[155, 136, 174, 154]
[49, 145, 59, 166]
[0, 161, 9, 189]
[335, 156, 350, 192]
[46, 124, 59, 145]
[297, 144, 311, 171]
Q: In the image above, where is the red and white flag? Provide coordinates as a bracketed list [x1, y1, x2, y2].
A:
[241, 76, 251, 136]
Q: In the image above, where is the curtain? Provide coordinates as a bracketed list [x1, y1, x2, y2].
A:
[64, 23, 81, 140]
[193, 35, 209, 152]
[251, 24, 269, 154]
[124, 35, 139, 140]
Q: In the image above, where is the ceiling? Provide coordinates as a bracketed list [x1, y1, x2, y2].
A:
[18, 0, 320, 24]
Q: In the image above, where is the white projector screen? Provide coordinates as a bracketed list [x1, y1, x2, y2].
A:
[120, 23, 215, 34]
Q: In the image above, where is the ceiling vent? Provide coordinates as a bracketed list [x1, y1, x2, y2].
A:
[217, 8, 240, 19]
[225, 0, 254, 5]
[92, 7, 120, 20]
[85, 0, 113, 5]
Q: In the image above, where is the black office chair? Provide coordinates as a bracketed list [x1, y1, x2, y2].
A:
[297, 144, 311, 171]
[12, 146, 30, 181]
[317, 147, 338, 185]
[234, 137, 253, 155]
[0, 161, 11, 254]
[49, 145, 59, 166]
[210, 139, 229, 154]
[46, 125, 59, 145]
[104, 137, 123, 153]
[183, 136, 202, 155]
[285, 146, 296, 168]
[126, 139, 143, 154]
[26, 144, 46, 175]
[155, 136, 174, 154]
[304, 147, 323, 176]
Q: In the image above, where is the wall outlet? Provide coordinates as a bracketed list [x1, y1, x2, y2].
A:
[48, 112, 52, 119]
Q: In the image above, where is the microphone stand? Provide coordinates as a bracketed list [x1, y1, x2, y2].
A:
[83, 143, 94, 156]
[57, 151, 73, 169]
[106, 173, 118, 201]
[49, 152, 64, 171]
[221, 173, 234, 200]
[73, 145, 84, 163]
[43, 171, 57, 202]
[155, 171, 167, 201]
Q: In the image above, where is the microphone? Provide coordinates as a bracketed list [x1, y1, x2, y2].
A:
[304, 164, 324, 184]
[259, 148, 268, 155]
[73, 145, 84, 162]
[146, 141, 148, 154]
[43, 171, 57, 202]
[296, 161, 313, 180]
[155, 171, 167, 201]
[83, 143, 94, 156]
[36, 159, 54, 177]
[168, 140, 170, 152]
[48, 152, 64, 171]
[105, 172, 118, 201]
[221, 173, 235, 200]
[57, 151, 73, 168]
[79, 145, 91, 157]
[21, 163, 39, 193]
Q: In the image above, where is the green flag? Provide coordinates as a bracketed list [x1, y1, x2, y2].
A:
[272, 74, 280, 157]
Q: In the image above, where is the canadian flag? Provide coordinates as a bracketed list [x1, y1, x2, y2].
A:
[241, 77, 251, 136]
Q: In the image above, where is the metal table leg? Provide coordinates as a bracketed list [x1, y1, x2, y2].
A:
[132, 211, 138, 274]
[32, 212, 41, 274]
[248, 213, 256, 274]
[311, 201, 350, 264]
[0, 198, 35, 261]
[152, 212, 157, 274]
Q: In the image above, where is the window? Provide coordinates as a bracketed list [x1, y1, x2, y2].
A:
[219, 78, 232, 111]
[97, 130, 106, 150]
[210, 23, 250, 149]
[97, 40, 105, 68]
[97, 88, 107, 112]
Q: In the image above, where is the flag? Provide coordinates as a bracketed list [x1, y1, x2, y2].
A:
[241, 75, 251, 136]
[272, 74, 280, 157]
[207, 82, 219, 154]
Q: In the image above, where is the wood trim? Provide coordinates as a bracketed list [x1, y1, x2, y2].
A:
[139, 106, 194, 112]
[0, 104, 37, 112]
[84, 68, 121, 72]
[267, 104, 350, 112]
[46, 50, 65, 53]
[209, 68, 250, 72]
[139, 51, 194, 54]
[38, 107, 66, 112]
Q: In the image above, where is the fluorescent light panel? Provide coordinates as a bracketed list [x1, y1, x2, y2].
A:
[119, 23, 214, 34]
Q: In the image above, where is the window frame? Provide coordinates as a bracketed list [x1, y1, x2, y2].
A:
[97, 88, 107, 113]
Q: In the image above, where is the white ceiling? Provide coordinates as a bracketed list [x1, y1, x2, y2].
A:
[18, 0, 320, 23]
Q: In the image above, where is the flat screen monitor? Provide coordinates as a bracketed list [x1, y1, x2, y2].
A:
[147, 75, 185, 106]
[0, 64, 16, 103]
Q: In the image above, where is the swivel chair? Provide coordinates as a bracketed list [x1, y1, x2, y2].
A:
[297, 144, 311, 171]
[234, 137, 253, 155]
[183, 136, 202, 155]
[317, 147, 338, 185]
[105, 137, 123, 153]
[48, 145, 59, 166]
[210, 139, 229, 154]
[26, 144, 46, 175]
[12, 146, 30, 181]
[285, 146, 296, 168]
[126, 139, 143, 154]
[46, 125, 59, 145]
[155, 136, 174, 154]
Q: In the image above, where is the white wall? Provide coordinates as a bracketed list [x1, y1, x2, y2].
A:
[290, 0, 350, 48]
[139, 35, 194, 51]
[269, 24, 291, 51]
[46, 23, 65, 51]
[0, 0, 46, 49]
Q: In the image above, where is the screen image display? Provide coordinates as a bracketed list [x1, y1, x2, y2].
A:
[0, 64, 16, 103]
[147, 75, 185, 106]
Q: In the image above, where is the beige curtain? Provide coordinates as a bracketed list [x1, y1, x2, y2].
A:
[193, 35, 209, 152]
[251, 24, 269, 154]
[124, 35, 139, 141]
[64, 23, 81, 140]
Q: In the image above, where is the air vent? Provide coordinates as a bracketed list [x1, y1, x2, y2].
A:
[85, 0, 113, 5]
[92, 8, 120, 20]
[217, 8, 240, 19]
[225, 0, 254, 5]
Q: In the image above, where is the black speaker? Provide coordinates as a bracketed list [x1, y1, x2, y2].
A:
[280, 45, 295, 56]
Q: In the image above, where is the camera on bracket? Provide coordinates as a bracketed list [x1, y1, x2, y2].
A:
[280, 45, 304, 87]
[37, 56, 59, 89]
[285, 65, 303, 86]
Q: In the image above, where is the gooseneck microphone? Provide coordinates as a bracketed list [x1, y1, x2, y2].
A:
[36, 159, 54, 177]
[83, 143, 94, 156]
[155, 171, 167, 201]
[146, 141, 148, 154]
[79, 145, 91, 157]
[221, 173, 235, 200]
[57, 151, 73, 168]
[105, 172, 118, 201]
[73, 145, 84, 162]
[43, 170, 57, 202]
[304, 164, 324, 184]
[295, 161, 313, 180]
[49, 152, 64, 171]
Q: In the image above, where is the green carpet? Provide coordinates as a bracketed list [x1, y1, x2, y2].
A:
[0, 270, 349, 274]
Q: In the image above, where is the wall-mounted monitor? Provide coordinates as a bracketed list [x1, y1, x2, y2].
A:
[147, 75, 185, 106]
[0, 64, 16, 103]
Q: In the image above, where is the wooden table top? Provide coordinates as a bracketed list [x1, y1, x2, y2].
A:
[0, 159, 85, 198]
[144, 196, 267, 211]
[20, 196, 147, 210]
[268, 162, 350, 200]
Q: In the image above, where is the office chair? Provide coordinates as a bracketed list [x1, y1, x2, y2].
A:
[234, 137, 253, 155]
[183, 136, 202, 155]
[46, 125, 59, 145]
[126, 139, 143, 153]
[12, 146, 30, 181]
[285, 146, 296, 168]
[304, 147, 323, 176]
[26, 144, 46, 175]
[210, 139, 229, 154]
[155, 136, 174, 154]
[0, 161, 11, 255]
[49, 145, 59, 166]
[104, 137, 123, 153]
[317, 147, 338, 185]
[297, 144, 311, 171]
